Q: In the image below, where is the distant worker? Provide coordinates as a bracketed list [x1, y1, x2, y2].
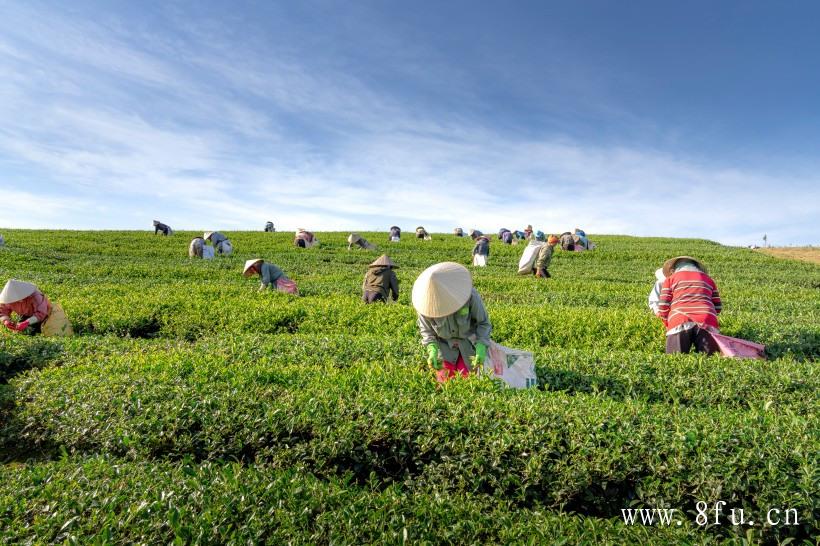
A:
[264, 221, 276, 233]
[453, 227, 464, 237]
[0, 279, 73, 336]
[559, 231, 575, 251]
[294, 229, 318, 248]
[647, 268, 665, 316]
[243, 259, 298, 294]
[573, 228, 589, 250]
[513, 230, 526, 244]
[153, 220, 172, 236]
[412, 262, 492, 383]
[523, 225, 534, 240]
[189, 237, 214, 259]
[348, 233, 376, 250]
[389, 226, 401, 242]
[469, 229, 483, 240]
[472, 234, 490, 267]
[498, 228, 513, 245]
[362, 255, 399, 304]
[204, 231, 233, 255]
[657, 256, 722, 355]
[416, 226, 431, 240]
[534, 235, 559, 278]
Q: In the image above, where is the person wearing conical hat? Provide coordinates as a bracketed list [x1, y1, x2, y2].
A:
[472, 234, 490, 267]
[264, 221, 275, 233]
[362, 255, 399, 304]
[204, 231, 233, 255]
[0, 279, 73, 336]
[415, 226, 431, 240]
[657, 256, 722, 355]
[468, 229, 483, 240]
[153, 220, 172, 236]
[412, 262, 492, 383]
[533, 235, 559, 278]
[294, 229, 317, 248]
[243, 259, 297, 294]
[388, 226, 401, 242]
[348, 233, 376, 251]
[453, 227, 464, 237]
[189, 237, 205, 258]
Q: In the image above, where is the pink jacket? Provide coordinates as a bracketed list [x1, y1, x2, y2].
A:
[0, 290, 51, 323]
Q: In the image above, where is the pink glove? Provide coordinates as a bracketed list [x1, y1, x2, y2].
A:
[16, 320, 30, 331]
[2, 319, 16, 331]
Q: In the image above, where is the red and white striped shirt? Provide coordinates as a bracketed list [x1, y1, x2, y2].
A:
[657, 271, 722, 330]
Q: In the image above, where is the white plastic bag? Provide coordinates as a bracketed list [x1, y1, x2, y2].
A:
[484, 342, 537, 389]
[472, 254, 488, 267]
[518, 241, 544, 274]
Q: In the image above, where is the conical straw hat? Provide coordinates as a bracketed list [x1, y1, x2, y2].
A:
[0, 279, 37, 304]
[243, 259, 264, 277]
[369, 255, 397, 268]
[348, 233, 361, 244]
[412, 262, 472, 318]
[203, 231, 214, 240]
[662, 256, 707, 277]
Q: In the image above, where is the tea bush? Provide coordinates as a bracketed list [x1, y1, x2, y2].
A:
[1, 229, 818, 543]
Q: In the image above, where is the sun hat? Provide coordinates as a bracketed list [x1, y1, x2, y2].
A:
[0, 279, 37, 304]
[348, 233, 361, 244]
[655, 268, 665, 282]
[369, 255, 397, 268]
[412, 262, 473, 318]
[203, 231, 214, 240]
[662, 256, 707, 278]
[535, 231, 545, 241]
[547, 235, 559, 245]
[243, 259, 264, 277]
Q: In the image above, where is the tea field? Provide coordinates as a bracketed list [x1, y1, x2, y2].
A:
[1, 229, 818, 545]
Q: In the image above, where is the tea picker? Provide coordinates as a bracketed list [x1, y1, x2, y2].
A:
[188, 237, 214, 259]
[362, 255, 399, 304]
[657, 256, 722, 355]
[412, 262, 492, 383]
[415, 226, 432, 240]
[204, 231, 233, 255]
[153, 220, 172, 236]
[388, 226, 401, 242]
[294, 229, 318, 248]
[264, 221, 275, 232]
[348, 233, 377, 251]
[0, 279, 73, 336]
[498, 228, 513, 245]
[472, 234, 490, 267]
[243, 259, 298, 294]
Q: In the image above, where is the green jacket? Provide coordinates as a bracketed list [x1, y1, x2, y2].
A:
[259, 262, 287, 289]
[362, 266, 399, 301]
[417, 288, 492, 368]
[536, 244, 554, 271]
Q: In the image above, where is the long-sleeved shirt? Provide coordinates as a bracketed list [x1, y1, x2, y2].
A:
[259, 262, 287, 289]
[154, 222, 171, 235]
[472, 236, 490, 256]
[657, 271, 722, 330]
[208, 232, 227, 246]
[0, 290, 51, 324]
[499, 230, 513, 244]
[362, 266, 399, 302]
[389, 227, 401, 240]
[189, 238, 204, 258]
[535, 244, 554, 271]
[417, 288, 492, 367]
[647, 280, 663, 315]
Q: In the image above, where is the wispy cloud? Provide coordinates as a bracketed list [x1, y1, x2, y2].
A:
[0, 2, 817, 246]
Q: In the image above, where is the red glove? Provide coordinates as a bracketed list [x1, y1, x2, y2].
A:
[2, 319, 16, 331]
[16, 320, 30, 331]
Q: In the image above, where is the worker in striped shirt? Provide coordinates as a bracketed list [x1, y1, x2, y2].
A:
[657, 256, 722, 355]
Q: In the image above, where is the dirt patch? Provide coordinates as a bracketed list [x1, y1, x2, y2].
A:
[757, 247, 820, 264]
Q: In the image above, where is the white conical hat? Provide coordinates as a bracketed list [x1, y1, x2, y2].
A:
[412, 262, 472, 318]
[243, 259, 264, 277]
[0, 279, 37, 304]
[203, 231, 214, 240]
[348, 233, 361, 244]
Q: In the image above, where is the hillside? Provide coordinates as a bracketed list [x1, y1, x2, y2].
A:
[1, 230, 818, 544]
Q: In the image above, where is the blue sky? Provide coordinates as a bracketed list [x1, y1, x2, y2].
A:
[1, 0, 818, 245]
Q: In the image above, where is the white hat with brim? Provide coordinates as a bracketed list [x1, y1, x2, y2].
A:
[369, 255, 397, 268]
[655, 268, 665, 282]
[662, 256, 707, 278]
[0, 279, 37, 304]
[203, 231, 214, 240]
[243, 259, 264, 277]
[348, 233, 361, 244]
[412, 262, 473, 318]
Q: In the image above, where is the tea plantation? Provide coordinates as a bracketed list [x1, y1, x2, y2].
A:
[1, 230, 818, 545]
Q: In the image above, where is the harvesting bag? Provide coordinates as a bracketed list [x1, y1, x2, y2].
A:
[473, 254, 488, 267]
[202, 246, 215, 259]
[709, 332, 766, 359]
[220, 240, 234, 256]
[518, 241, 544, 274]
[484, 342, 537, 389]
[41, 303, 74, 337]
[276, 278, 298, 295]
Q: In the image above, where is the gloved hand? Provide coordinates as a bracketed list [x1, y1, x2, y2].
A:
[426, 344, 442, 370]
[3, 319, 16, 331]
[16, 320, 30, 331]
[475, 342, 488, 365]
